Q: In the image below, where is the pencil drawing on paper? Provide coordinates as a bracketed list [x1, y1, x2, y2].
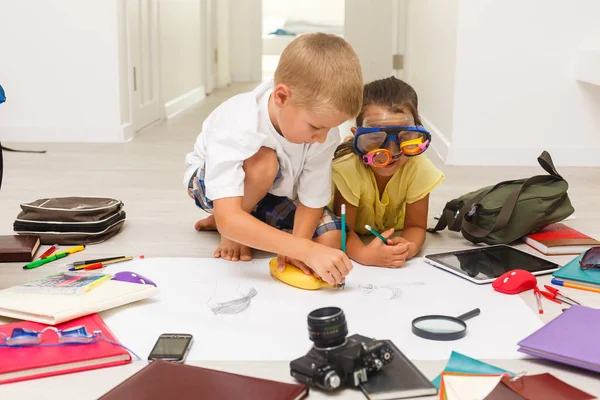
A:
[206, 285, 258, 315]
[359, 284, 403, 300]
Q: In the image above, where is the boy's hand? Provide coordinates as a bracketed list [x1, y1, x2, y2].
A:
[302, 244, 353, 286]
[276, 255, 313, 275]
[364, 229, 410, 268]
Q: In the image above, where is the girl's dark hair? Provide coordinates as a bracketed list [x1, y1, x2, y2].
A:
[334, 76, 421, 160]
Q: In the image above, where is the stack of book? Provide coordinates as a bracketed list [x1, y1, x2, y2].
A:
[524, 223, 599, 256]
[552, 252, 600, 290]
[435, 351, 594, 399]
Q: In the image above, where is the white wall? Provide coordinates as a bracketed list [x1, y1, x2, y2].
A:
[449, 0, 600, 166]
[344, 0, 395, 84]
[404, 0, 600, 166]
[159, 0, 203, 105]
[0, 1, 123, 142]
[405, 0, 458, 161]
[230, 0, 262, 82]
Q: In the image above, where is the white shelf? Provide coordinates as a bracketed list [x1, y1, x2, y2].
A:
[573, 49, 600, 86]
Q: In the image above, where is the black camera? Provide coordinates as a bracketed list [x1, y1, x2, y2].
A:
[290, 307, 394, 391]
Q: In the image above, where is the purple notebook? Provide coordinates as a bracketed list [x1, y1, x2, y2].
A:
[518, 306, 600, 373]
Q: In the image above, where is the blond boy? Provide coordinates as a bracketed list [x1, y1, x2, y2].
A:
[184, 33, 363, 285]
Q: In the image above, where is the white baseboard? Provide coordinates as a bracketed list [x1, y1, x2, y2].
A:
[447, 147, 600, 167]
[164, 86, 206, 119]
[0, 127, 125, 143]
[121, 122, 134, 142]
[420, 115, 451, 163]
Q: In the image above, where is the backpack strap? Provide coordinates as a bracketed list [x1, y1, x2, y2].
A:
[460, 175, 553, 242]
[428, 180, 517, 233]
[429, 198, 461, 232]
[537, 151, 563, 179]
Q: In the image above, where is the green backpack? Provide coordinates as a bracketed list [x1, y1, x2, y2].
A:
[428, 151, 574, 245]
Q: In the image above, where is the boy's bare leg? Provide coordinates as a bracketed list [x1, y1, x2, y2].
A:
[194, 215, 216, 231]
[313, 229, 342, 250]
[214, 147, 278, 261]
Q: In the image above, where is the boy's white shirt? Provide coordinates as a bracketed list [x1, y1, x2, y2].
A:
[183, 79, 341, 209]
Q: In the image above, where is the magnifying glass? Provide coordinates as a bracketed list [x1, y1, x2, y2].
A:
[411, 308, 481, 341]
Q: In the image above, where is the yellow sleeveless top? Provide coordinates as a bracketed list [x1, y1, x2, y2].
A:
[330, 154, 444, 234]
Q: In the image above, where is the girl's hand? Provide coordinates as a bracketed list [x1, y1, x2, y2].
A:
[364, 229, 410, 268]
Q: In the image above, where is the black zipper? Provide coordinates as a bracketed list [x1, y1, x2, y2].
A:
[13, 211, 126, 233]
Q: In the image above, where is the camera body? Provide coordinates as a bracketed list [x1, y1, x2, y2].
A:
[290, 307, 394, 391]
[290, 333, 394, 390]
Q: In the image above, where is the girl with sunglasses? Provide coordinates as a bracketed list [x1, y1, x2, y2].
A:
[330, 77, 445, 268]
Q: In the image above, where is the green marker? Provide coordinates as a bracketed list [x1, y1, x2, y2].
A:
[23, 252, 68, 270]
[341, 204, 347, 253]
[365, 224, 389, 245]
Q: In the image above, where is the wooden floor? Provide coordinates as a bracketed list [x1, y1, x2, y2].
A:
[1, 82, 599, 290]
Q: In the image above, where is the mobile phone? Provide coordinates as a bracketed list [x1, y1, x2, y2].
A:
[148, 333, 193, 363]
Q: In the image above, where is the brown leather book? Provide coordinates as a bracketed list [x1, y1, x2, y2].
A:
[0, 235, 40, 262]
[99, 360, 309, 400]
[500, 374, 596, 400]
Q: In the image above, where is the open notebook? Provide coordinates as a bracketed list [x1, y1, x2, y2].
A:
[0, 279, 158, 324]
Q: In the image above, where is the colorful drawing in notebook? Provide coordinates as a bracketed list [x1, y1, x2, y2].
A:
[14, 272, 112, 295]
[0, 273, 159, 325]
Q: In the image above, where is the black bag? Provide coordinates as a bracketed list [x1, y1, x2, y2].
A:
[429, 151, 574, 245]
[14, 197, 126, 245]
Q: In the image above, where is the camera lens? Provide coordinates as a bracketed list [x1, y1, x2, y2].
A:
[307, 307, 348, 349]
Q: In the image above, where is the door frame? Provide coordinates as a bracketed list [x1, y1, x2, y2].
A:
[118, 0, 162, 138]
[201, 0, 217, 94]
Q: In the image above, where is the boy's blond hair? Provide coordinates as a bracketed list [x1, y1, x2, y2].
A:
[274, 32, 363, 118]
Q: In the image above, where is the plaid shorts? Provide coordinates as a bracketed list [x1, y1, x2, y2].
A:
[187, 165, 343, 238]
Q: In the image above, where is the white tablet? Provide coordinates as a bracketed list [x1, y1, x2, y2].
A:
[423, 244, 560, 284]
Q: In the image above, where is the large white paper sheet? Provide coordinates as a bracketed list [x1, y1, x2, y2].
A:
[101, 257, 543, 361]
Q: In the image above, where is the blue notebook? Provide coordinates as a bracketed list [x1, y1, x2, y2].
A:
[552, 252, 600, 286]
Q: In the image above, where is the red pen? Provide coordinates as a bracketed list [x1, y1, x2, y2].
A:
[534, 287, 543, 314]
[68, 262, 104, 271]
[544, 285, 580, 305]
[540, 291, 562, 304]
[38, 244, 59, 259]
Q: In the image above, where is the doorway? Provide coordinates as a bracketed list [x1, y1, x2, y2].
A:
[126, 0, 161, 133]
[261, 0, 345, 82]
